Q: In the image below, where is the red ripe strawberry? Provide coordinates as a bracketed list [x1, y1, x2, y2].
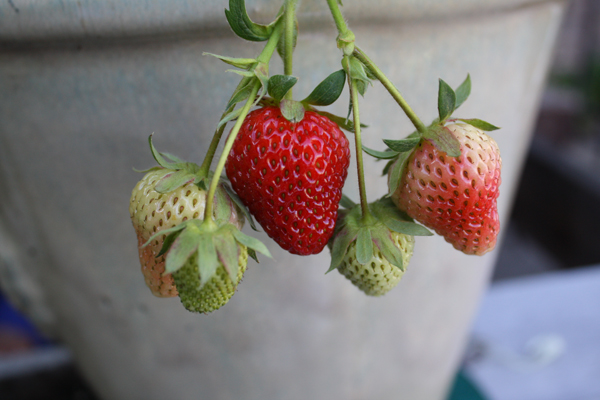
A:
[225, 106, 351, 255]
[391, 123, 501, 255]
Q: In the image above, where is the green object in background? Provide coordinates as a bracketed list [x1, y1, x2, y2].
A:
[447, 370, 488, 400]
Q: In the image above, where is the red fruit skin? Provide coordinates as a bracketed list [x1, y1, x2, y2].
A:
[226, 106, 351, 255]
[392, 123, 502, 255]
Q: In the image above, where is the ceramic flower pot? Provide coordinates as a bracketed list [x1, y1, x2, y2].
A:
[0, 1, 567, 399]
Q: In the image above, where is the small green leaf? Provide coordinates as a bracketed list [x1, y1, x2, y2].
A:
[327, 228, 357, 273]
[217, 107, 243, 130]
[383, 137, 421, 153]
[221, 184, 259, 231]
[226, 69, 255, 78]
[165, 228, 201, 274]
[454, 74, 471, 110]
[387, 151, 412, 195]
[148, 135, 178, 169]
[382, 160, 394, 176]
[438, 79, 456, 121]
[143, 223, 188, 249]
[363, 145, 400, 160]
[348, 57, 371, 85]
[225, 0, 276, 42]
[268, 75, 298, 102]
[203, 52, 257, 69]
[339, 194, 356, 209]
[214, 233, 240, 284]
[355, 80, 368, 96]
[423, 125, 461, 157]
[227, 77, 256, 109]
[232, 230, 272, 258]
[355, 228, 373, 265]
[458, 118, 500, 131]
[155, 170, 197, 193]
[248, 248, 258, 263]
[383, 219, 433, 236]
[161, 152, 186, 164]
[302, 70, 346, 106]
[280, 99, 305, 123]
[371, 227, 404, 271]
[197, 235, 219, 288]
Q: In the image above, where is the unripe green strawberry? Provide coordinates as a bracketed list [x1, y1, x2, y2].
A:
[129, 168, 243, 297]
[337, 231, 414, 296]
[391, 123, 501, 255]
[173, 245, 248, 313]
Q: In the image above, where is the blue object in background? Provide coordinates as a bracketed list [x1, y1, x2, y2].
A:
[0, 291, 50, 347]
[447, 369, 488, 400]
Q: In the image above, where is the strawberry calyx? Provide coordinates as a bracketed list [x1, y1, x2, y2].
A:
[327, 196, 431, 274]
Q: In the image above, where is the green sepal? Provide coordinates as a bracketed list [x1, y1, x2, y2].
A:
[132, 166, 162, 174]
[438, 78, 456, 122]
[213, 184, 235, 224]
[213, 231, 240, 284]
[356, 228, 374, 265]
[156, 229, 184, 258]
[280, 99, 305, 123]
[382, 160, 394, 176]
[348, 57, 371, 96]
[164, 225, 202, 274]
[248, 248, 259, 263]
[226, 77, 256, 109]
[387, 150, 413, 195]
[383, 137, 421, 153]
[268, 75, 298, 102]
[362, 146, 399, 160]
[142, 221, 189, 249]
[225, 0, 278, 42]
[371, 227, 404, 271]
[217, 107, 244, 130]
[232, 229, 272, 258]
[226, 69, 255, 78]
[221, 183, 259, 231]
[383, 219, 432, 237]
[327, 227, 358, 273]
[253, 62, 270, 105]
[155, 170, 198, 193]
[203, 52, 257, 69]
[196, 234, 219, 289]
[457, 118, 500, 131]
[302, 70, 346, 106]
[454, 74, 471, 110]
[423, 125, 461, 158]
[339, 194, 356, 209]
[369, 197, 433, 236]
[314, 111, 367, 133]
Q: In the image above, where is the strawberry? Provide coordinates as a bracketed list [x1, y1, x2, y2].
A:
[225, 106, 351, 255]
[337, 230, 414, 296]
[391, 122, 501, 255]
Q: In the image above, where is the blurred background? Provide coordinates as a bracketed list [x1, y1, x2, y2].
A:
[1, 0, 599, 399]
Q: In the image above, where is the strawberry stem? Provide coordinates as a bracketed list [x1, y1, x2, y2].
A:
[353, 47, 428, 135]
[283, 0, 298, 99]
[326, 0, 355, 56]
[346, 56, 373, 223]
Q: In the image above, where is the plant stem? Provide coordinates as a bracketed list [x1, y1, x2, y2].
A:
[283, 0, 297, 90]
[353, 47, 428, 135]
[203, 81, 261, 225]
[198, 23, 284, 177]
[347, 60, 372, 222]
[326, 0, 349, 37]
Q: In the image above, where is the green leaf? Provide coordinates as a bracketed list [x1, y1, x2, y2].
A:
[155, 170, 197, 193]
[383, 219, 433, 236]
[203, 52, 257, 69]
[148, 134, 177, 169]
[458, 118, 500, 131]
[226, 69, 255, 78]
[165, 228, 201, 274]
[217, 107, 243, 130]
[382, 160, 394, 176]
[454, 74, 471, 110]
[355, 228, 373, 265]
[348, 57, 371, 85]
[221, 183, 259, 231]
[314, 111, 367, 133]
[387, 151, 412, 195]
[302, 70, 346, 106]
[248, 248, 259, 263]
[161, 152, 186, 164]
[142, 223, 188, 249]
[232, 230, 272, 258]
[383, 137, 421, 153]
[371, 227, 404, 271]
[355, 80, 368, 97]
[339, 194, 356, 209]
[438, 78, 456, 121]
[280, 99, 305, 123]
[327, 228, 357, 273]
[268, 75, 298, 102]
[423, 125, 461, 157]
[225, 0, 275, 42]
[214, 233, 240, 284]
[197, 235, 219, 288]
[363, 145, 400, 160]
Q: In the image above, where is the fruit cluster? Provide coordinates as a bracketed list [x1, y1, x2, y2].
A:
[128, 0, 502, 313]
